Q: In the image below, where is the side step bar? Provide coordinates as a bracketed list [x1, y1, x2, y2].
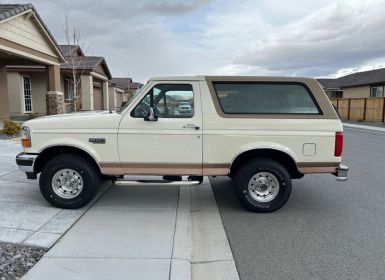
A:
[113, 179, 202, 186]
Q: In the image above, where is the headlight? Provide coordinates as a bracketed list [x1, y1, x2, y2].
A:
[21, 126, 31, 148]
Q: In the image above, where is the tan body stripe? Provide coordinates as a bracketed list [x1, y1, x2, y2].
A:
[100, 162, 339, 176]
[100, 162, 230, 176]
[297, 162, 339, 174]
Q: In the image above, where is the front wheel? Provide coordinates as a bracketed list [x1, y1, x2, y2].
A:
[39, 154, 101, 209]
[235, 158, 292, 213]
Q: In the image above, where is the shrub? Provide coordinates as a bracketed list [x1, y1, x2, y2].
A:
[27, 113, 40, 120]
[2, 120, 21, 135]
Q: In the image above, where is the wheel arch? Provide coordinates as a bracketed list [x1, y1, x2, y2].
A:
[229, 148, 303, 179]
[34, 145, 101, 175]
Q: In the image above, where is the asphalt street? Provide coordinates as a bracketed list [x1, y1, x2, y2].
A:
[211, 127, 385, 280]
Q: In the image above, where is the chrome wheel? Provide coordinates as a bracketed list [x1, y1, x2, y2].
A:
[248, 172, 280, 203]
[51, 168, 84, 199]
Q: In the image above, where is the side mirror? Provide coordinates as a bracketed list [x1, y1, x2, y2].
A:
[144, 107, 158, 121]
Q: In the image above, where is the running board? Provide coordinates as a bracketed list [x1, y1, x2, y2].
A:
[113, 179, 201, 186]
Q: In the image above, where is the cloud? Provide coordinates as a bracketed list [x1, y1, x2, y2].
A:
[141, 0, 212, 15]
[228, 0, 385, 77]
[7, 0, 385, 81]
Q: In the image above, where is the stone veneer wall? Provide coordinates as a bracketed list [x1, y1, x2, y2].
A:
[46, 92, 64, 115]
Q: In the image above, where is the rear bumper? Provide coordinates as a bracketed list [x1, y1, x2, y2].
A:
[334, 164, 349, 182]
[16, 152, 38, 173]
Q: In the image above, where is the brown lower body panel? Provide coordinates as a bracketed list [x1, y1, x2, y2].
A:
[100, 162, 339, 176]
[297, 162, 339, 174]
[100, 163, 230, 176]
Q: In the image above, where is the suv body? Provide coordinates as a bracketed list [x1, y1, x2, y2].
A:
[16, 76, 348, 212]
[178, 102, 192, 114]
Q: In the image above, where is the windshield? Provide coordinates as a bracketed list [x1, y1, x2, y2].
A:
[117, 84, 146, 113]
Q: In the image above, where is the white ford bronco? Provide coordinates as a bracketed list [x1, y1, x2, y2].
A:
[16, 76, 348, 212]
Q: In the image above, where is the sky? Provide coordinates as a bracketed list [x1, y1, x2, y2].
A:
[8, 0, 385, 82]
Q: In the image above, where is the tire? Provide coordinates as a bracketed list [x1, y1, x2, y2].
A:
[39, 154, 101, 209]
[234, 158, 292, 213]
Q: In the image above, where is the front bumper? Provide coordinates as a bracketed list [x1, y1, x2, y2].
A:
[335, 164, 349, 182]
[16, 152, 38, 173]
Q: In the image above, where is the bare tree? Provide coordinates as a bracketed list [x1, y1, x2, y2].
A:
[63, 7, 88, 111]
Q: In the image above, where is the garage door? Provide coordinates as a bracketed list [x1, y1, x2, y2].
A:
[93, 86, 103, 110]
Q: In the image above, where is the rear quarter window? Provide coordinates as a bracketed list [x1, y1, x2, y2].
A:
[213, 82, 321, 114]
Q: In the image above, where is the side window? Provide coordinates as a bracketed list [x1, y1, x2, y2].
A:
[213, 82, 320, 114]
[131, 84, 194, 118]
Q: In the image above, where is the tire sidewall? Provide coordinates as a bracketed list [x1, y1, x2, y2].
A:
[235, 159, 292, 213]
[40, 155, 99, 208]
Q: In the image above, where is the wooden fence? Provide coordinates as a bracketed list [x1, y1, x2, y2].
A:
[330, 97, 385, 123]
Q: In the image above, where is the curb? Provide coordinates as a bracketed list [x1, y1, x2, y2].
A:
[343, 122, 385, 132]
[171, 178, 240, 280]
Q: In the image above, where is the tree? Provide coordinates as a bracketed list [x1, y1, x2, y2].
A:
[63, 7, 88, 111]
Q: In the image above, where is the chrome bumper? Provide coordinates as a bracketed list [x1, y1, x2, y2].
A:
[16, 152, 38, 173]
[335, 164, 349, 182]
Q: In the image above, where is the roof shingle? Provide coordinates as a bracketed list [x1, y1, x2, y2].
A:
[318, 68, 385, 89]
[110, 78, 133, 90]
[58, 45, 84, 57]
[60, 56, 111, 79]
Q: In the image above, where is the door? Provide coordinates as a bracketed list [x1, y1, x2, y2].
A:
[117, 81, 203, 175]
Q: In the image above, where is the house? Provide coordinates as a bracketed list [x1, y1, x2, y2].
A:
[0, 4, 115, 119]
[59, 45, 112, 112]
[318, 68, 385, 99]
[0, 4, 65, 119]
[129, 82, 143, 94]
[108, 78, 143, 109]
[316, 79, 343, 98]
[109, 78, 132, 109]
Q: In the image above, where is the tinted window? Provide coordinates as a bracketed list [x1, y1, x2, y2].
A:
[131, 84, 194, 118]
[213, 82, 320, 114]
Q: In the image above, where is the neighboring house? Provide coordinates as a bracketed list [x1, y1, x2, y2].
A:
[0, 4, 65, 119]
[109, 78, 143, 110]
[109, 78, 132, 109]
[318, 68, 385, 99]
[317, 79, 343, 98]
[59, 45, 112, 112]
[129, 82, 143, 94]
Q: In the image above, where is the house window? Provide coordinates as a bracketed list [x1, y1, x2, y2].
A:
[64, 78, 74, 101]
[22, 75, 32, 113]
[370, 86, 384, 97]
[331, 91, 343, 98]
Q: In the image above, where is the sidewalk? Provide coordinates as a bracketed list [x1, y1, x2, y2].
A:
[0, 139, 111, 248]
[21, 179, 240, 280]
[343, 122, 385, 132]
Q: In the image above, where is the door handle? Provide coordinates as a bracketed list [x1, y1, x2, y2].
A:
[183, 124, 200, 130]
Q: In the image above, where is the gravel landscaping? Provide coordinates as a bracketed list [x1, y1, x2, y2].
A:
[0, 243, 45, 280]
[0, 132, 21, 140]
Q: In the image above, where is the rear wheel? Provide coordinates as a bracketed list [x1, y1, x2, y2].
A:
[235, 158, 292, 213]
[39, 154, 101, 209]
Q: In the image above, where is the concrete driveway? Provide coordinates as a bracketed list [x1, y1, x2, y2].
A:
[0, 139, 111, 249]
[0, 139, 239, 280]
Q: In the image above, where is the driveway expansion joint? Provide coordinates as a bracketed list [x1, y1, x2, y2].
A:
[19, 178, 239, 280]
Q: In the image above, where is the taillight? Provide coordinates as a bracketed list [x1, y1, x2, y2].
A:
[334, 132, 343, 157]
